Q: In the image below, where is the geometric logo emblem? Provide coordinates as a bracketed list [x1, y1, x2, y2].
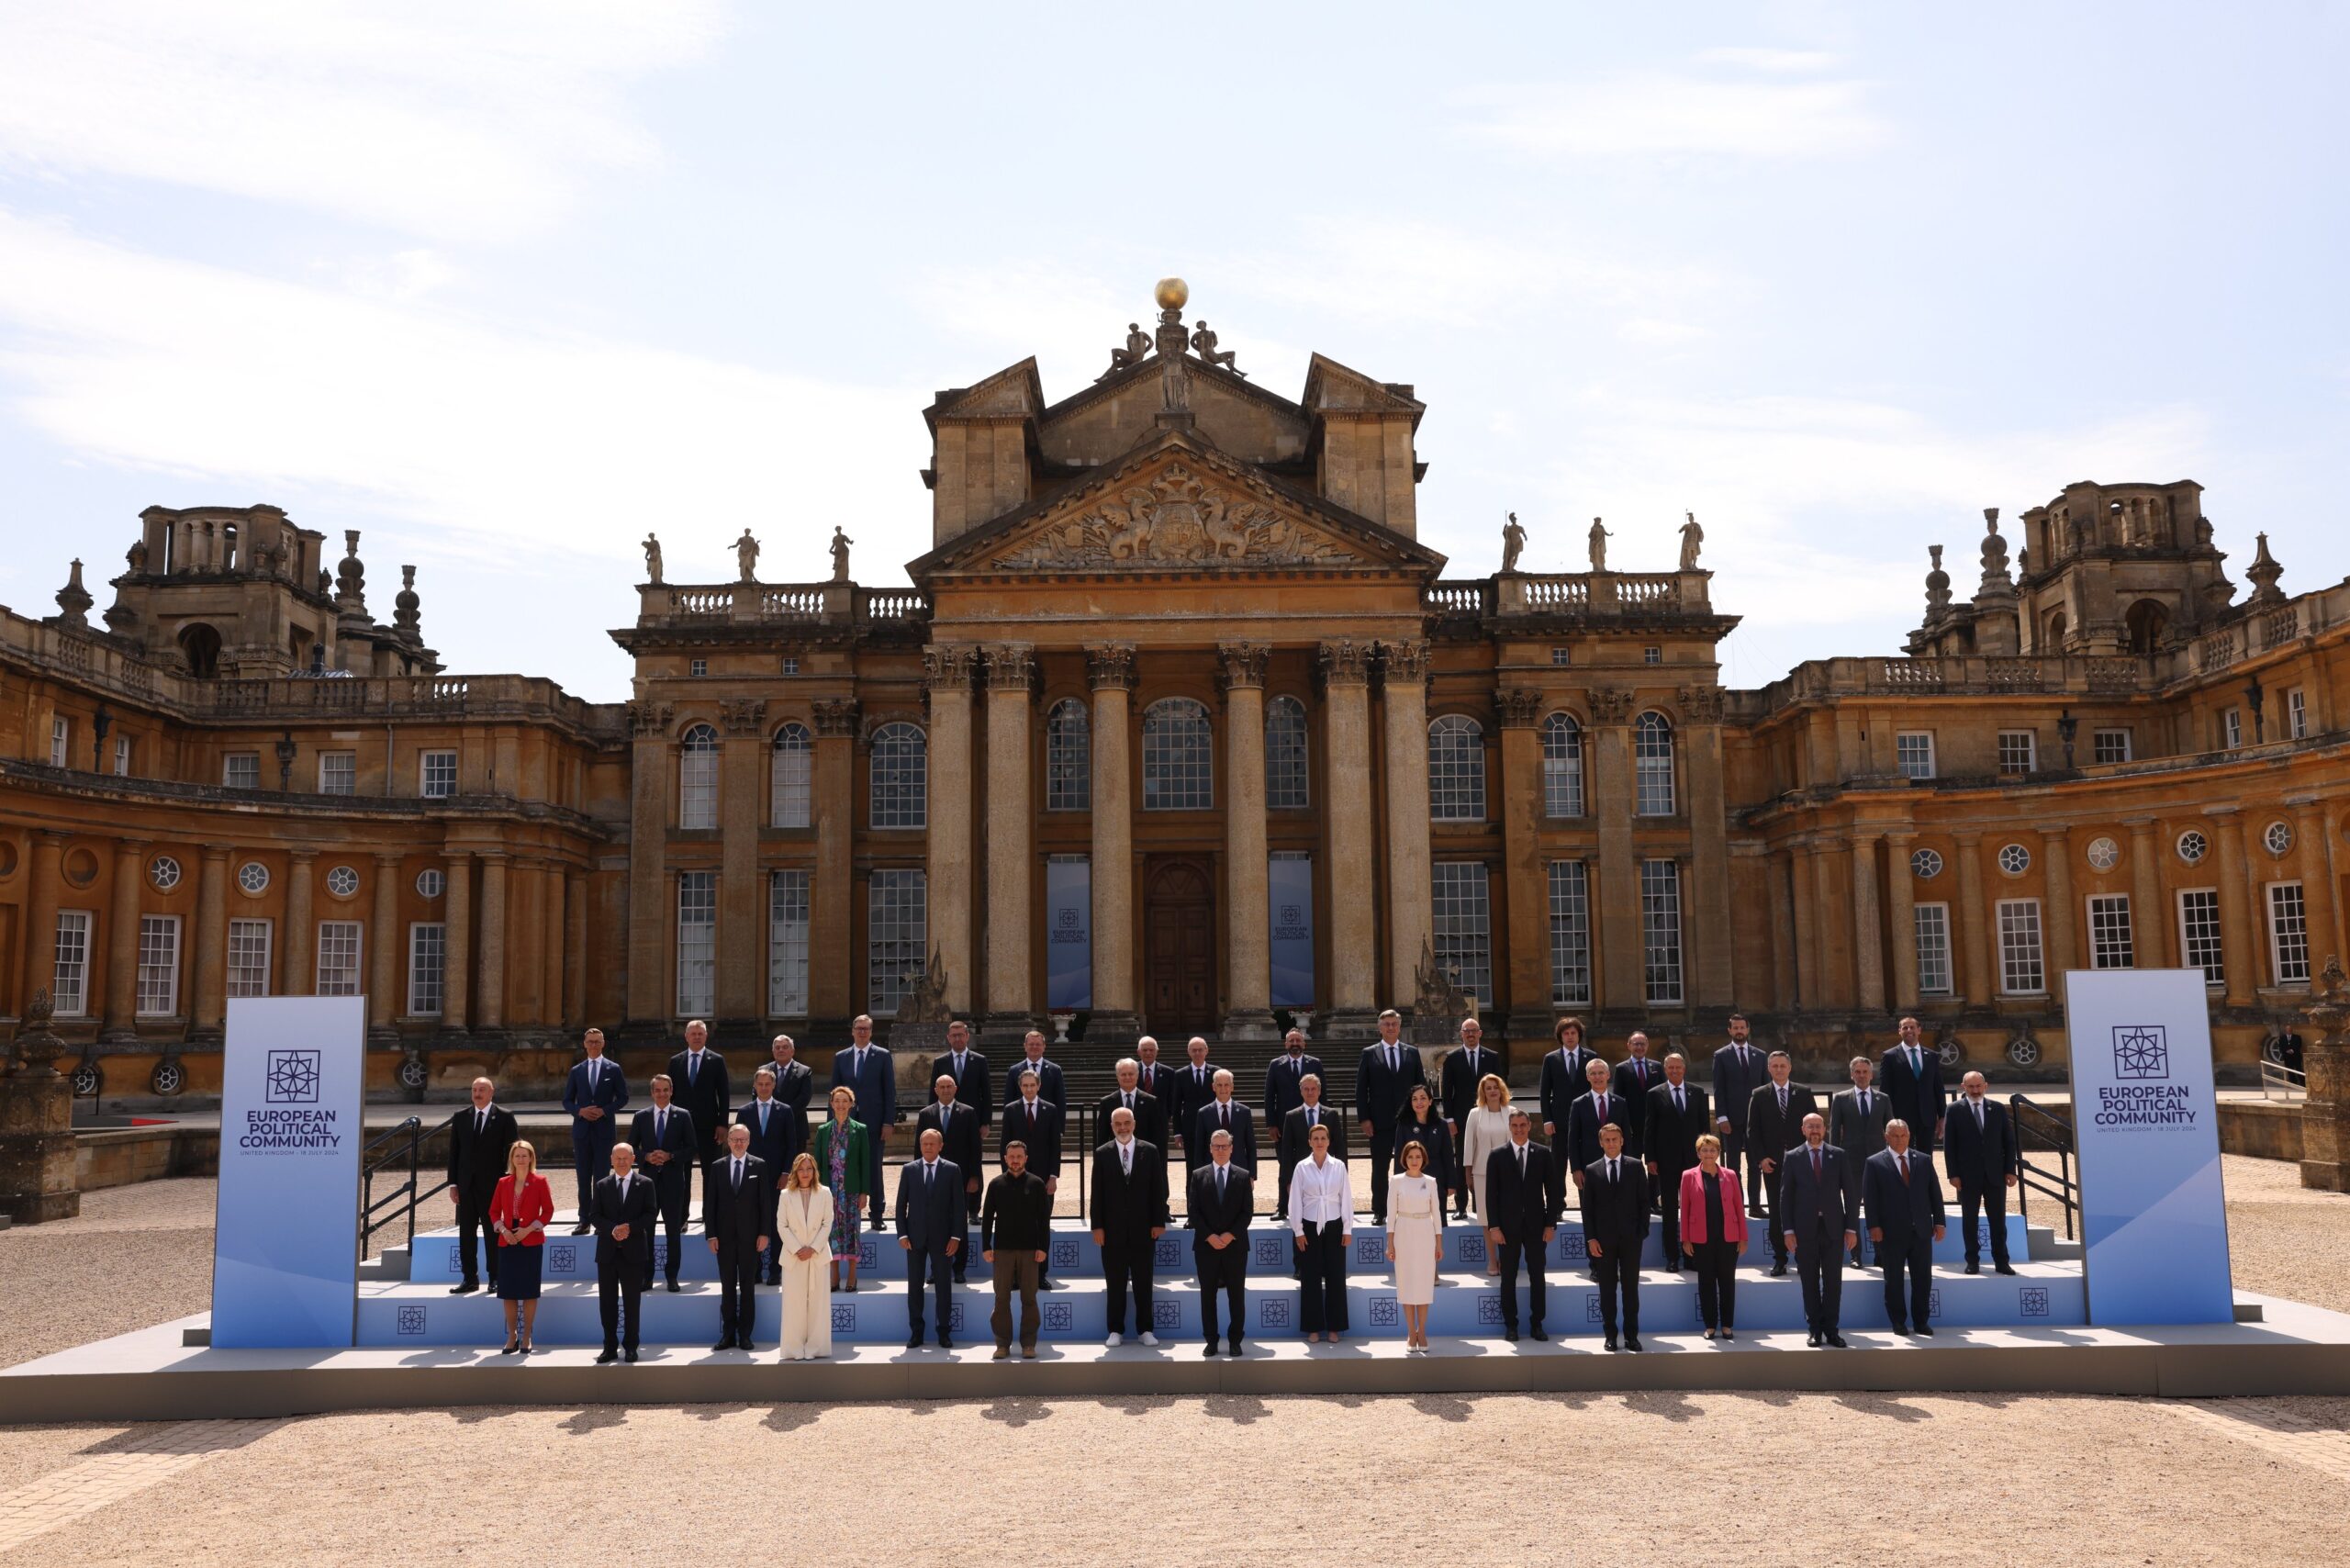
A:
[447, 1245, 464, 1274]
[395, 1305, 428, 1336]
[1354, 1232, 1384, 1267]
[1051, 1238, 1080, 1270]
[1556, 1227, 1583, 1265]
[1458, 1232, 1486, 1266]
[858, 1238, 879, 1271]
[831, 1302, 856, 1333]
[2112, 1025, 2170, 1081]
[1368, 1294, 1400, 1327]
[1584, 1294, 1604, 1323]
[1152, 1298, 1181, 1330]
[1058, 908, 1079, 930]
[1155, 1237, 1182, 1269]
[1260, 1296, 1292, 1329]
[947, 1300, 966, 1334]
[1254, 1235, 1285, 1267]
[1928, 1287, 1942, 1319]
[653, 1237, 668, 1271]
[547, 1244, 576, 1274]
[1475, 1294, 1503, 1326]
[2020, 1286, 2051, 1317]
[1043, 1299, 1074, 1333]
[265, 1049, 321, 1103]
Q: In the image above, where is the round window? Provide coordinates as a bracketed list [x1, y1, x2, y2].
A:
[415, 868, 445, 900]
[2177, 830, 2208, 865]
[1997, 843, 2031, 876]
[326, 865, 360, 898]
[1910, 847, 1943, 879]
[2086, 836, 2121, 871]
[2264, 820, 2294, 857]
[237, 860, 270, 895]
[149, 855, 183, 891]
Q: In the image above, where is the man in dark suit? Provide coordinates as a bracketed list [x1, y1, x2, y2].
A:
[1262, 1030, 1322, 1170]
[1438, 1015, 1499, 1220]
[1830, 1055, 1894, 1267]
[668, 1019, 732, 1185]
[919, 1072, 984, 1282]
[1745, 1049, 1818, 1276]
[1539, 1015, 1604, 1142]
[1613, 1030, 1662, 1104]
[895, 1126, 968, 1349]
[1879, 1015, 1947, 1157]
[738, 1067, 797, 1284]
[1133, 1036, 1179, 1118]
[1583, 1124, 1650, 1350]
[1864, 1118, 1947, 1335]
[980, 1140, 1054, 1358]
[1780, 1112, 1861, 1347]
[763, 1032, 815, 1159]
[1942, 1070, 2020, 1274]
[1643, 1053, 1709, 1273]
[1278, 1074, 1347, 1247]
[1013, 1031, 1065, 1115]
[1167, 1036, 1223, 1170]
[1483, 1109, 1563, 1340]
[828, 1014, 895, 1200]
[628, 1075, 697, 1291]
[1709, 1014, 1769, 1215]
[1189, 1130, 1254, 1356]
[562, 1029, 629, 1234]
[1192, 1070, 1259, 1181]
[1092, 1105, 1169, 1346]
[1564, 1057, 1632, 1213]
[1001, 1070, 1063, 1286]
[1356, 1009, 1427, 1225]
[591, 1143, 656, 1362]
[1094, 1058, 1169, 1154]
[447, 1075, 520, 1294]
[933, 1018, 992, 1129]
[702, 1124, 773, 1350]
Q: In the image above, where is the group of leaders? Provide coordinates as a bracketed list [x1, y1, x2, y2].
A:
[444, 1007, 2020, 1360]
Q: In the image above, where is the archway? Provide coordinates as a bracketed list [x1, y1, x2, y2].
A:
[2125, 599, 2169, 656]
[178, 622, 222, 678]
[1142, 857, 1215, 1036]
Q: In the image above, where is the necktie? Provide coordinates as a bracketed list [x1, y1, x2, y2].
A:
[1975, 1100, 1986, 1127]
[1812, 1148, 1823, 1183]
[1673, 1087, 1684, 1114]
[1860, 1091, 1870, 1117]
[1216, 1167, 1226, 1200]
[1124, 1092, 1133, 1110]
[1911, 1046, 1922, 1076]
[1387, 1046, 1397, 1072]
[1608, 1159, 1618, 1184]
[759, 1102, 769, 1130]
[476, 1110, 485, 1135]
[1899, 1151, 1910, 1184]
[732, 1159, 742, 1189]
[656, 1109, 666, 1141]
[1596, 1094, 1607, 1123]
[1307, 1107, 1317, 1127]
[1779, 1087, 1788, 1114]
[1516, 1146, 1527, 1177]
[688, 1054, 699, 1083]
[1121, 1145, 1132, 1175]
[1221, 1103, 1230, 1128]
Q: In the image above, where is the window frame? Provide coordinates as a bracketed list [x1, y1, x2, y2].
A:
[1139, 698, 1214, 812]
[1633, 711, 1677, 817]
[1540, 712, 1584, 819]
[867, 722, 929, 829]
[2177, 888, 2224, 990]
[1547, 858, 1592, 1006]
[135, 913, 183, 1017]
[1431, 860, 1494, 1009]
[2267, 880, 2311, 986]
[51, 910, 93, 1016]
[2087, 892, 2134, 969]
[1427, 713, 1488, 823]
[769, 722, 813, 828]
[227, 917, 274, 1000]
[1997, 898, 2046, 996]
[50, 715, 69, 767]
[1264, 695, 1310, 811]
[1639, 858, 1684, 1005]
[2091, 728, 2132, 765]
[223, 752, 262, 790]
[419, 748, 458, 799]
[315, 919, 364, 997]
[677, 722, 721, 831]
[1997, 730, 2037, 776]
[2288, 688, 2309, 741]
[867, 867, 928, 1017]
[676, 869, 717, 1015]
[1914, 902, 1953, 996]
[1045, 698, 1091, 812]
[1897, 730, 1938, 781]
[407, 921, 446, 1017]
[318, 750, 357, 795]
[768, 868, 811, 1017]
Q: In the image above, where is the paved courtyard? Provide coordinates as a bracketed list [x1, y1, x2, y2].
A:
[2, 1156, 2347, 1564]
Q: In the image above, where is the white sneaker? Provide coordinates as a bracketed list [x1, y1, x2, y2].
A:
[1104, 1332, 1122, 1348]
[1139, 1331, 1159, 1347]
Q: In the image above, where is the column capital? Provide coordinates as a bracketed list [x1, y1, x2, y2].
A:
[1881, 827, 1917, 848]
[1378, 637, 1431, 682]
[922, 644, 979, 692]
[1215, 641, 1270, 691]
[628, 700, 676, 738]
[373, 849, 404, 868]
[1676, 684, 1727, 723]
[476, 847, 512, 865]
[1085, 642, 1137, 691]
[2037, 823, 2072, 845]
[1587, 686, 1636, 725]
[982, 644, 1035, 692]
[115, 834, 152, 854]
[811, 697, 861, 737]
[717, 696, 767, 735]
[199, 842, 234, 862]
[1498, 689, 1545, 729]
[288, 846, 319, 866]
[1951, 828, 1984, 847]
[2122, 816, 2159, 835]
[1316, 637, 1372, 688]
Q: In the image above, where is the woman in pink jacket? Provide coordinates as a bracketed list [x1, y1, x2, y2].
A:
[1680, 1134, 1749, 1339]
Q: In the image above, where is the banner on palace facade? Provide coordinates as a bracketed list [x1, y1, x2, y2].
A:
[1270, 851, 1315, 1010]
[1046, 856, 1091, 1011]
[2063, 969, 2233, 1326]
[211, 996, 366, 1348]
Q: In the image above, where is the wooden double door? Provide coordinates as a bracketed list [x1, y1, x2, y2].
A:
[1143, 857, 1215, 1036]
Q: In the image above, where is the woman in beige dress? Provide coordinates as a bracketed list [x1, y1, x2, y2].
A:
[776, 1151, 835, 1360]
[1385, 1140, 1445, 1350]
[1460, 1072, 1515, 1257]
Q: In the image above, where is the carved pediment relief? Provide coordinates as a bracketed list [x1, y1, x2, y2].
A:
[990, 461, 1365, 570]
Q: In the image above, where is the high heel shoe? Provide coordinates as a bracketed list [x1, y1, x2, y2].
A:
[500, 1338, 519, 1355]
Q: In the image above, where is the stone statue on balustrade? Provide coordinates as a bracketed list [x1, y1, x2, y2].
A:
[1101, 322, 1153, 379]
[1587, 518, 1611, 573]
[890, 946, 954, 1058]
[830, 526, 853, 583]
[1679, 510, 1705, 570]
[1189, 321, 1240, 375]
[1501, 512, 1526, 573]
[734, 528, 760, 584]
[643, 533, 664, 585]
[1409, 935, 1473, 1046]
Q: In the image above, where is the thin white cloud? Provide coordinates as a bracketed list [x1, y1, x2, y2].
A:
[1697, 47, 1841, 73]
[0, 1, 722, 241]
[1457, 69, 1887, 160]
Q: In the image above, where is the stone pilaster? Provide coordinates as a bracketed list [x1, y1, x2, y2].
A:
[476, 850, 509, 1034]
[564, 867, 588, 1029]
[20, 834, 64, 1024]
[2038, 826, 2077, 989]
[2295, 799, 2341, 980]
[1380, 639, 1435, 1014]
[369, 851, 401, 1045]
[1086, 644, 1138, 1032]
[541, 861, 566, 1032]
[924, 649, 979, 1022]
[285, 850, 318, 996]
[716, 696, 767, 1040]
[2125, 818, 2166, 969]
[1589, 688, 1643, 1016]
[1218, 642, 1275, 1039]
[1319, 639, 1377, 1038]
[623, 700, 673, 1037]
[982, 644, 1035, 1041]
[101, 839, 148, 1042]
[442, 851, 473, 1035]
[1496, 689, 1553, 1045]
[1681, 686, 1733, 1010]
[190, 845, 228, 1041]
[1764, 848, 1796, 1011]
[1809, 840, 1844, 1010]
[1953, 830, 1990, 1006]
[810, 699, 859, 1023]
[1882, 831, 1919, 1011]
[1850, 830, 1886, 1015]
[1787, 845, 1818, 1009]
[2210, 810, 2256, 1005]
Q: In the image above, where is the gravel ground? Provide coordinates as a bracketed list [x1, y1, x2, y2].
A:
[2215, 1153, 2350, 1314]
[0, 1181, 216, 1371]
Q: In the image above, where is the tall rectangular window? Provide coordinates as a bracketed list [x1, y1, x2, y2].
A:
[2288, 689, 2309, 740]
[408, 923, 446, 1016]
[318, 752, 356, 795]
[771, 726, 813, 827]
[1430, 862, 1493, 1008]
[135, 914, 182, 1016]
[420, 749, 458, 798]
[867, 868, 927, 1016]
[768, 868, 811, 1016]
[51, 911, 92, 1015]
[223, 753, 261, 790]
[676, 871, 716, 1014]
[1897, 732, 1936, 780]
[2087, 893, 2134, 969]
[113, 734, 131, 777]
[1914, 902, 1953, 996]
[50, 716, 69, 767]
[316, 920, 363, 995]
[1547, 860, 1592, 1006]
[2221, 710, 2243, 750]
[2268, 882, 2311, 985]
[1998, 731, 2036, 776]
[1640, 859, 1684, 1005]
[2092, 729, 2132, 764]
[2177, 890, 2223, 988]
[227, 918, 274, 999]
[1997, 899, 2045, 995]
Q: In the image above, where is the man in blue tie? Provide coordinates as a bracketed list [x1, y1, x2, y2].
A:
[828, 1014, 895, 1201]
[737, 1067, 795, 1283]
[562, 1028, 629, 1235]
[1189, 1129, 1254, 1356]
[628, 1075, 697, 1292]
[1566, 1057, 1619, 1218]
[1879, 1016, 1948, 1157]
[895, 1126, 967, 1350]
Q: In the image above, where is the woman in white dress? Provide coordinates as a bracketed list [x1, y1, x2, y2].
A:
[1386, 1139, 1445, 1350]
[1460, 1073, 1515, 1261]
[776, 1151, 835, 1360]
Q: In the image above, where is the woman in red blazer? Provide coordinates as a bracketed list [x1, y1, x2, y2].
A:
[488, 1140, 555, 1353]
[1679, 1134, 1749, 1340]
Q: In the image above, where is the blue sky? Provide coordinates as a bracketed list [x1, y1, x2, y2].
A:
[1, 2, 2343, 701]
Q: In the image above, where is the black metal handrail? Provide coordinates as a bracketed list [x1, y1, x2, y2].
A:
[358, 1111, 458, 1263]
[2009, 1092, 2079, 1241]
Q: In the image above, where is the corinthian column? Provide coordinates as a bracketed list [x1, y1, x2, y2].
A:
[1381, 638, 1434, 1014]
[923, 649, 977, 1017]
[1087, 644, 1137, 1031]
[982, 644, 1035, 1040]
[1320, 639, 1377, 1038]
[1219, 642, 1275, 1038]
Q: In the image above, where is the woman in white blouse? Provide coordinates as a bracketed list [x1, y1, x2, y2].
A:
[776, 1151, 835, 1360]
[1460, 1073, 1515, 1259]
[1288, 1123, 1354, 1342]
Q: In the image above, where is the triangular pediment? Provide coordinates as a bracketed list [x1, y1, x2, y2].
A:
[1036, 354, 1311, 469]
[908, 430, 1444, 581]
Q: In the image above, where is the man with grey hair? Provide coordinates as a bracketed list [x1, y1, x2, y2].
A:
[447, 1075, 519, 1294]
[1830, 1055, 1892, 1268]
[1192, 1068, 1259, 1178]
[1190, 1128, 1254, 1356]
[1942, 1070, 2019, 1275]
[1358, 1007, 1427, 1225]
[1864, 1117, 1946, 1336]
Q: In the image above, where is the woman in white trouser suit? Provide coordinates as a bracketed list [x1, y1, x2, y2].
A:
[776, 1152, 835, 1359]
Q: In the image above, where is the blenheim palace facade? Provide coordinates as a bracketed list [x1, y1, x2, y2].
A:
[4, 283, 2344, 1099]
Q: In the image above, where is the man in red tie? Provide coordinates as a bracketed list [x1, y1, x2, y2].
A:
[1863, 1119, 1948, 1337]
[1779, 1113, 1860, 1347]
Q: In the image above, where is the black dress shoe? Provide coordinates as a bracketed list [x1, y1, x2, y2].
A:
[1914, 1325, 1934, 1337]
[1719, 1327, 1735, 1340]
[1226, 1339, 1243, 1357]
[596, 1349, 619, 1364]
[1826, 1333, 1848, 1348]
[451, 1282, 479, 1295]
[665, 1279, 682, 1293]
[907, 1335, 925, 1350]
[938, 1334, 955, 1350]
[1605, 1334, 1619, 1351]
[1807, 1330, 1823, 1347]
[1503, 1328, 1520, 1342]
[1626, 1337, 1643, 1353]
[1892, 1324, 1911, 1336]
[1530, 1324, 1548, 1341]
[571, 1222, 593, 1236]
[1202, 1343, 1219, 1357]
[712, 1338, 737, 1352]
[1769, 1263, 1788, 1277]
[1994, 1262, 2017, 1276]
[1964, 1261, 1980, 1275]
[623, 1348, 639, 1362]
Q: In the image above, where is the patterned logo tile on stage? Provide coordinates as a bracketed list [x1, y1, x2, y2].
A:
[1584, 1294, 1603, 1323]
[1555, 1226, 1584, 1265]
[831, 1302, 856, 1333]
[1928, 1287, 1942, 1319]
[1354, 1232, 1384, 1266]
[1153, 1299, 1181, 1330]
[447, 1244, 464, 1274]
[1369, 1295, 1400, 1327]
[1254, 1235, 1284, 1267]
[1458, 1233, 1486, 1265]
[858, 1238, 879, 1271]
[547, 1244, 576, 1274]
[1051, 1238, 1080, 1270]
[1260, 1297, 1292, 1329]
[1476, 1294, 1502, 1326]
[653, 1238, 668, 1271]
[2020, 1286, 2051, 1317]
[2112, 1024, 2170, 1081]
[264, 1049, 321, 1103]
[1155, 1237, 1182, 1269]
[396, 1305, 427, 1337]
[1043, 1299, 1074, 1333]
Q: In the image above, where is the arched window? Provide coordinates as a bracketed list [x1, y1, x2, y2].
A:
[678, 723, 720, 829]
[1541, 712, 1584, 818]
[2125, 599, 2169, 656]
[1265, 695, 1309, 809]
[1141, 698, 1213, 811]
[178, 623, 222, 679]
[1427, 714, 1486, 822]
[1045, 699, 1091, 812]
[770, 722, 812, 827]
[1634, 711, 1676, 816]
[868, 722, 927, 828]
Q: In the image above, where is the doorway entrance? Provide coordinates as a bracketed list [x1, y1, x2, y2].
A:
[1143, 857, 1215, 1036]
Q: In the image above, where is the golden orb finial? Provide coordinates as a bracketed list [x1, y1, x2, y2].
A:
[1154, 276, 1189, 311]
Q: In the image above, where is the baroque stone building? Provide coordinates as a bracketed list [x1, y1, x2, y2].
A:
[3, 283, 2344, 1099]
